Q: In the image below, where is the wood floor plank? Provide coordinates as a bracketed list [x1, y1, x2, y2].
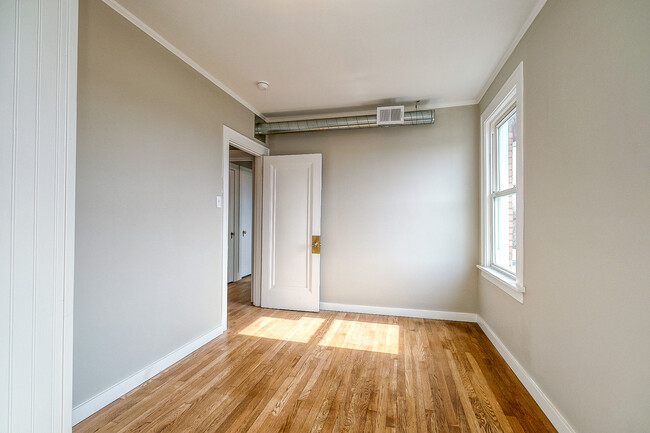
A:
[466, 353, 514, 433]
[74, 277, 557, 433]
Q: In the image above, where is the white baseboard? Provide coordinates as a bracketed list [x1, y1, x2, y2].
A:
[70, 310, 574, 432]
[477, 316, 576, 433]
[72, 323, 226, 425]
[320, 302, 477, 323]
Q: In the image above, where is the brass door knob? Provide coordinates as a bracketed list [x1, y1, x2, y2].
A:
[311, 236, 321, 254]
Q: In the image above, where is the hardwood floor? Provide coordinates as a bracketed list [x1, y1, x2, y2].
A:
[74, 277, 556, 432]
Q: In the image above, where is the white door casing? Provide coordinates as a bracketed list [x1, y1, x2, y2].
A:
[238, 166, 253, 278]
[222, 126, 268, 325]
[261, 154, 322, 312]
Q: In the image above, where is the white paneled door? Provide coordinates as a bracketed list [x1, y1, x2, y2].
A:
[238, 166, 253, 278]
[227, 165, 238, 283]
[261, 154, 322, 312]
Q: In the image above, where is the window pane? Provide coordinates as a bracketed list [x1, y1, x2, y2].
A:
[496, 110, 516, 191]
[493, 193, 516, 273]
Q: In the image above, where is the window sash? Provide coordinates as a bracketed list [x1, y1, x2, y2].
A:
[489, 107, 517, 277]
[491, 192, 516, 276]
[490, 106, 516, 194]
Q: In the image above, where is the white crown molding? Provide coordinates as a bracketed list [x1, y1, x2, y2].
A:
[72, 323, 226, 425]
[101, 0, 267, 122]
[475, 0, 547, 104]
[101, 0, 546, 124]
[320, 302, 477, 323]
[477, 316, 576, 433]
[422, 99, 478, 111]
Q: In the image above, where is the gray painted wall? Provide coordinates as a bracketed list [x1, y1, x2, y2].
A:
[74, 0, 256, 406]
[74, 1, 650, 430]
[269, 106, 480, 314]
[478, 1, 650, 432]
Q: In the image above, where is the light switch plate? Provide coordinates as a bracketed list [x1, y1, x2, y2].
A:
[216, 195, 222, 208]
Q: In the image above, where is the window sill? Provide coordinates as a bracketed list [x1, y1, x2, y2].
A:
[477, 265, 524, 303]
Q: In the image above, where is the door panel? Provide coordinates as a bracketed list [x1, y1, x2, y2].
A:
[261, 154, 322, 312]
[238, 166, 253, 278]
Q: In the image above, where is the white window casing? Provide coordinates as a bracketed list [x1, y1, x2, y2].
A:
[479, 62, 525, 303]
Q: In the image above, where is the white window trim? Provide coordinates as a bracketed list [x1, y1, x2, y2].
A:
[479, 62, 525, 303]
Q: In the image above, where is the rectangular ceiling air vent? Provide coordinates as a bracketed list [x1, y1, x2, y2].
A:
[376, 106, 405, 125]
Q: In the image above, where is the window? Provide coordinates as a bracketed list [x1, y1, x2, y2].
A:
[479, 62, 524, 303]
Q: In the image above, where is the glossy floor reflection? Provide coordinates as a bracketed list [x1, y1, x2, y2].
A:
[239, 316, 326, 343]
[74, 276, 557, 433]
[318, 319, 399, 355]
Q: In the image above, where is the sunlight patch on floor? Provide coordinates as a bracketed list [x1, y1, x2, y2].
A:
[238, 316, 325, 343]
[318, 319, 400, 354]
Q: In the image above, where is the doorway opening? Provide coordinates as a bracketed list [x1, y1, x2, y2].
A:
[222, 126, 322, 323]
[227, 151, 254, 296]
[222, 126, 268, 330]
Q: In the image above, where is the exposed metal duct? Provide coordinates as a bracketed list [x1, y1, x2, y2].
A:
[255, 109, 434, 135]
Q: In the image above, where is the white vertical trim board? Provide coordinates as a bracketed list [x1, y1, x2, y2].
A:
[62, 0, 80, 429]
[477, 316, 576, 433]
[0, 0, 78, 431]
[320, 303, 477, 323]
[101, 0, 266, 121]
[72, 324, 226, 425]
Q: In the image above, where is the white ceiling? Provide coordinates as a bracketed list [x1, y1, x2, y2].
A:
[107, 0, 543, 119]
